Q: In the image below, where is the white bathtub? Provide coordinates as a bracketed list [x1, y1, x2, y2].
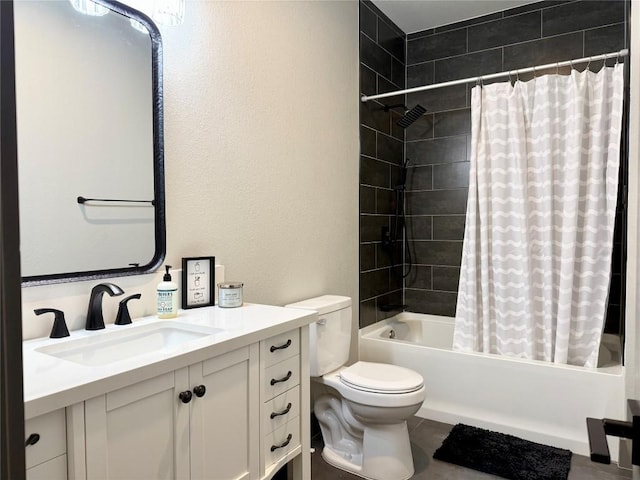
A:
[359, 313, 625, 457]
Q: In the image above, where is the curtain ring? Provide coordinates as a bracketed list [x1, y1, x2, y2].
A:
[556, 61, 559, 75]
[532, 65, 536, 80]
[586, 56, 592, 72]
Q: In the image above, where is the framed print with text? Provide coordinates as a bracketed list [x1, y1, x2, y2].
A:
[181, 256, 215, 309]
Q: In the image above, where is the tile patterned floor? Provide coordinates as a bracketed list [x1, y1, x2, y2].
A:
[310, 417, 632, 480]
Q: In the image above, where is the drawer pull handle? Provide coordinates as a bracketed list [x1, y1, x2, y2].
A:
[270, 339, 292, 352]
[270, 371, 292, 386]
[25, 433, 40, 447]
[179, 390, 193, 404]
[193, 385, 206, 398]
[270, 433, 293, 452]
[270, 403, 293, 419]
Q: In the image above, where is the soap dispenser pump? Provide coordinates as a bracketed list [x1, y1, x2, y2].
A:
[157, 265, 178, 319]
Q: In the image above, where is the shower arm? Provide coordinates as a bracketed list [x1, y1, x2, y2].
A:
[383, 104, 407, 112]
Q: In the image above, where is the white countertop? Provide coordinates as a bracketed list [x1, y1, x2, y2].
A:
[23, 303, 316, 419]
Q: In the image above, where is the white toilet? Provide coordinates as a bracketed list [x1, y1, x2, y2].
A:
[286, 295, 426, 480]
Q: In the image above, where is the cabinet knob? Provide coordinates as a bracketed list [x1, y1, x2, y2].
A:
[270, 339, 292, 353]
[270, 371, 292, 386]
[25, 433, 40, 446]
[178, 390, 193, 404]
[193, 385, 206, 398]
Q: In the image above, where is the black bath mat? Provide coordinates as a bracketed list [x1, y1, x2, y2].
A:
[433, 424, 572, 480]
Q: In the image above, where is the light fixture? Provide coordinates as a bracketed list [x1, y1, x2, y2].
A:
[70, 0, 185, 30]
[68, 0, 109, 16]
[129, 19, 149, 34]
[127, 0, 185, 30]
[151, 0, 185, 27]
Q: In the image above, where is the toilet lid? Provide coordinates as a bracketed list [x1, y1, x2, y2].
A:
[339, 361, 424, 394]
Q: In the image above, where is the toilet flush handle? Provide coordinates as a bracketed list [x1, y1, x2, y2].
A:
[317, 318, 327, 326]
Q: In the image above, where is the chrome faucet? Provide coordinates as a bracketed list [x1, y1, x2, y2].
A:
[86, 282, 124, 330]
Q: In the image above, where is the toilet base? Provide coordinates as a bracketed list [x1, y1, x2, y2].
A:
[320, 421, 415, 480]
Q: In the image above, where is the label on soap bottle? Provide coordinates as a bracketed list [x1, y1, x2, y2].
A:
[157, 288, 178, 318]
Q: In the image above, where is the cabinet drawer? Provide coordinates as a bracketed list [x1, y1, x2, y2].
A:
[262, 386, 300, 435]
[264, 416, 300, 468]
[25, 409, 66, 469]
[26, 454, 67, 480]
[261, 330, 299, 367]
[264, 355, 300, 400]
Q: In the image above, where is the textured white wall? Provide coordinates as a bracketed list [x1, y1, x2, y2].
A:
[22, 0, 360, 355]
[162, 0, 359, 307]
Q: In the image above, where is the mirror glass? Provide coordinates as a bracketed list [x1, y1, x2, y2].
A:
[14, 0, 165, 285]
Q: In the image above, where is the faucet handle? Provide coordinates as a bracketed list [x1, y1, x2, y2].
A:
[34, 308, 70, 338]
[115, 294, 142, 325]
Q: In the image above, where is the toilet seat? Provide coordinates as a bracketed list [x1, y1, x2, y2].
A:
[339, 361, 424, 394]
[321, 362, 426, 408]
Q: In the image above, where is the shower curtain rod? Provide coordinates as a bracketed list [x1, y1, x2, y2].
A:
[360, 48, 629, 103]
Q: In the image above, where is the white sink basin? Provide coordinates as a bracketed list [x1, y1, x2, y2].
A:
[35, 321, 223, 366]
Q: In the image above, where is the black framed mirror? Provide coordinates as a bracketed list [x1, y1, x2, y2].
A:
[14, 0, 165, 286]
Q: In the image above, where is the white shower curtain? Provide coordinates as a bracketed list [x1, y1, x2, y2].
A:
[453, 64, 624, 367]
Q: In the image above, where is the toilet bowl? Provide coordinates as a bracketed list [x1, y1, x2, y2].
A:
[285, 296, 426, 480]
[323, 361, 425, 420]
[315, 362, 425, 480]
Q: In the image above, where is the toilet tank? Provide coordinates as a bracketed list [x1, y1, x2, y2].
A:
[285, 295, 352, 377]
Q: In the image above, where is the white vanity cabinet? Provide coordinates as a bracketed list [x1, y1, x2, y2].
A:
[24, 306, 314, 480]
[259, 327, 310, 480]
[80, 345, 259, 480]
[189, 345, 259, 480]
[25, 409, 67, 480]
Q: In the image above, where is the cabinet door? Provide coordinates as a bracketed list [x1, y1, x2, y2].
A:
[189, 345, 259, 480]
[25, 409, 66, 471]
[85, 369, 190, 480]
[26, 455, 67, 480]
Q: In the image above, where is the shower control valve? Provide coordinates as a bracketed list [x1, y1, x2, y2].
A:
[381, 226, 392, 250]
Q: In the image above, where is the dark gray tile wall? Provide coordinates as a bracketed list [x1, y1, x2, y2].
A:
[402, 0, 628, 323]
[358, 0, 627, 330]
[359, 0, 407, 328]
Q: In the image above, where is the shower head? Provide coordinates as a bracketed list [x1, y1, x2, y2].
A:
[383, 103, 408, 112]
[396, 104, 427, 129]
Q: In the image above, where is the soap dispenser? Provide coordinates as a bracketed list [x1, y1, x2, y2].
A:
[157, 265, 178, 319]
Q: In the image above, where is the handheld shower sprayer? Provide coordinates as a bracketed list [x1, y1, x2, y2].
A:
[381, 158, 413, 280]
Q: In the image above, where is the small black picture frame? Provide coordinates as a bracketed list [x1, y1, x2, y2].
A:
[181, 256, 215, 309]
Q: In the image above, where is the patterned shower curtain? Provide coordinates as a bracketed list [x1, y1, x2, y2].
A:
[453, 64, 624, 367]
